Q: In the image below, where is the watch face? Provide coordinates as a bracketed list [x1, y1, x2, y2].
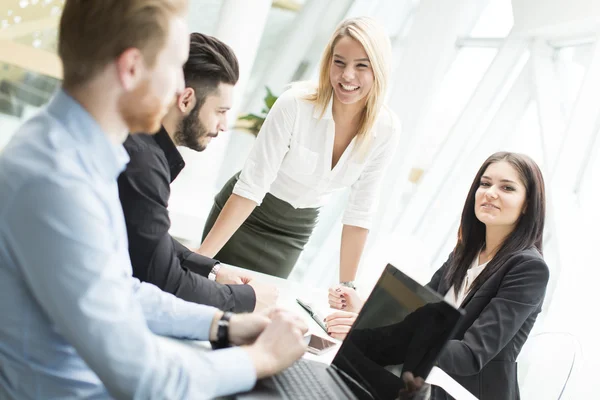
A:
[209, 266, 219, 281]
[209, 265, 220, 280]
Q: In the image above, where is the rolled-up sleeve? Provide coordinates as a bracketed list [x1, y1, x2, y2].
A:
[233, 89, 298, 205]
[342, 115, 401, 229]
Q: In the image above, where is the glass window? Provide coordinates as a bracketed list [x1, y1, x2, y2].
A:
[0, 1, 63, 151]
[469, 0, 514, 38]
[413, 47, 498, 167]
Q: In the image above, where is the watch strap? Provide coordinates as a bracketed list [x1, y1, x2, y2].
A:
[211, 311, 233, 350]
[340, 281, 356, 290]
[208, 263, 221, 281]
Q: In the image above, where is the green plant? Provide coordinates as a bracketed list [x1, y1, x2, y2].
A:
[237, 86, 278, 136]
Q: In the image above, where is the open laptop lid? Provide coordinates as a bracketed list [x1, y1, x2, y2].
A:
[331, 264, 465, 400]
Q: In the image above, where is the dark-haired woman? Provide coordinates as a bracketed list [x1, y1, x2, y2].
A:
[326, 152, 550, 400]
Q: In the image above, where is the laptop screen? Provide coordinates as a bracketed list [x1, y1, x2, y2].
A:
[331, 264, 464, 400]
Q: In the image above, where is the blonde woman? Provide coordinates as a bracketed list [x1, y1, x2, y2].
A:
[200, 17, 400, 283]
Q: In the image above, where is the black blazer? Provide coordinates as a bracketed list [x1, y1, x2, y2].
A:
[117, 129, 256, 312]
[427, 248, 549, 400]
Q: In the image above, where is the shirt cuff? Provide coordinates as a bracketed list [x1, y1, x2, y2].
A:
[232, 184, 265, 207]
[341, 212, 373, 230]
[181, 251, 219, 278]
[207, 347, 257, 397]
[228, 284, 257, 313]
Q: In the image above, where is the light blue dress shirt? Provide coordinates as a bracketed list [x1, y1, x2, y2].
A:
[0, 90, 256, 399]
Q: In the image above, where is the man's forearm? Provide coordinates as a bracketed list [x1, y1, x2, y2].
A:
[132, 279, 219, 340]
[173, 238, 217, 277]
[209, 310, 225, 342]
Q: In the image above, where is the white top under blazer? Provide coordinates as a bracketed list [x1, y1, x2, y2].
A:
[233, 86, 400, 230]
[444, 253, 490, 308]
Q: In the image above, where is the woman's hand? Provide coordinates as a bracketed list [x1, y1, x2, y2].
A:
[324, 310, 358, 340]
[397, 371, 430, 400]
[328, 285, 364, 313]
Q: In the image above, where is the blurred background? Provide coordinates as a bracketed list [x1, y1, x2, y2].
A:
[1, 0, 598, 397]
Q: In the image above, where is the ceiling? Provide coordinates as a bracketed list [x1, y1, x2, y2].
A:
[0, 0, 302, 82]
[0, 0, 62, 49]
[0, 0, 63, 81]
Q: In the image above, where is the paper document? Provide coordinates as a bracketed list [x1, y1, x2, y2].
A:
[426, 366, 478, 400]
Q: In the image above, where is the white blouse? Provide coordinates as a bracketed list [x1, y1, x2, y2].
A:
[444, 254, 490, 308]
[233, 86, 400, 230]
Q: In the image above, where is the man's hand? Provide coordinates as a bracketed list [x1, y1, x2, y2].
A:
[214, 267, 279, 312]
[324, 310, 358, 340]
[328, 285, 364, 313]
[242, 309, 308, 379]
[248, 280, 279, 312]
[215, 265, 253, 285]
[227, 310, 272, 346]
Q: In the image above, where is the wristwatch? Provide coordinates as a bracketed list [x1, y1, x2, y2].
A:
[208, 263, 221, 281]
[211, 311, 233, 350]
[340, 281, 356, 290]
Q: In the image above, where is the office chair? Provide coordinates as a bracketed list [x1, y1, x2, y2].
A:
[517, 331, 579, 400]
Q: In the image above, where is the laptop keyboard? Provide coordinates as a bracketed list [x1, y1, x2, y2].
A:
[273, 359, 340, 400]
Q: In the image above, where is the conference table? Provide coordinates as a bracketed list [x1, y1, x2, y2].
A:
[157, 265, 477, 400]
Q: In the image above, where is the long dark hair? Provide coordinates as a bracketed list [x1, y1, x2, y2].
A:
[444, 152, 546, 295]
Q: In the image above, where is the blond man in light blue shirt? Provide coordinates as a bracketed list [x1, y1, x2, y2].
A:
[0, 1, 307, 399]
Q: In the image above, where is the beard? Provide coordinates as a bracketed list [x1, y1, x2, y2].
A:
[118, 78, 169, 134]
[174, 100, 210, 152]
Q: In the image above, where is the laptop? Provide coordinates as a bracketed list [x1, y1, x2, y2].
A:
[234, 264, 465, 400]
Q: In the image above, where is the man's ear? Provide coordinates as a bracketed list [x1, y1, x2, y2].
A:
[115, 48, 145, 91]
[177, 87, 196, 114]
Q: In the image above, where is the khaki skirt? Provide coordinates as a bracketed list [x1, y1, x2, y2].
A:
[202, 172, 319, 278]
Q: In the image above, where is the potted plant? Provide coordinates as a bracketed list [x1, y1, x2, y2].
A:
[236, 86, 278, 136]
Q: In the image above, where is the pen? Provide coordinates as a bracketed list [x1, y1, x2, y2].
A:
[296, 298, 328, 334]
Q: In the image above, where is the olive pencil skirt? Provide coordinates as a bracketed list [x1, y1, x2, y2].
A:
[202, 172, 319, 278]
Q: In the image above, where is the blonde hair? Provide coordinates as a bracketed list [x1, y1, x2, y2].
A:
[59, 0, 188, 88]
[303, 17, 392, 156]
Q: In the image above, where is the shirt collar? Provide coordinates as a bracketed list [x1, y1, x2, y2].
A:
[310, 93, 379, 139]
[152, 126, 185, 182]
[46, 89, 129, 181]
